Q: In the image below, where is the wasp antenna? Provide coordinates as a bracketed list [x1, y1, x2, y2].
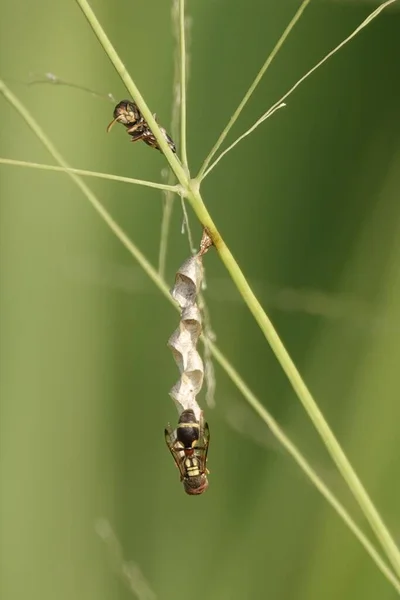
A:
[106, 117, 118, 133]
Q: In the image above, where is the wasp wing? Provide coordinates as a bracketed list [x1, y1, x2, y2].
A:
[164, 428, 186, 481]
[197, 413, 210, 473]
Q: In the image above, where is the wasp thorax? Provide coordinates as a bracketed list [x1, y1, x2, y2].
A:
[176, 409, 200, 447]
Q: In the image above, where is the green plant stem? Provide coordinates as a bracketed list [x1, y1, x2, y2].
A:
[0, 157, 179, 192]
[158, 190, 174, 278]
[179, 0, 189, 170]
[71, 0, 400, 576]
[196, 0, 311, 181]
[190, 184, 400, 578]
[157, 0, 188, 277]
[202, 102, 286, 179]
[2, 79, 400, 593]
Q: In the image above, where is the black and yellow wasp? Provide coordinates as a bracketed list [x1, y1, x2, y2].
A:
[164, 409, 210, 495]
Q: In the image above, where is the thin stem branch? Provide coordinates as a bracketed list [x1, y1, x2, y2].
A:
[27, 72, 116, 103]
[2, 79, 400, 594]
[179, 194, 196, 252]
[0, 157, 179, 192]
[179, 0, 189, 170]
[158, 0, 186, 277]
[158, 191, 175, 277]
[196, 0, 311, 181]
[203, 102, 286, 179]
[201, 0, 399, 179]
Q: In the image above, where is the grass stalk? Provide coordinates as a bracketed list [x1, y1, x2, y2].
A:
[179, 0, 189, 170]
[191, 185, 400, 577]
[158, 0, 188, 277]
[71, 0, 400, 576]
[158, 193, 174, 278]
[0, 157, 179, 192]
[2, 78, 400, 593]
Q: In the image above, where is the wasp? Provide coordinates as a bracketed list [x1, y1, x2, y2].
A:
[164, 409, 210, 495]
[107, 99, 176, 153]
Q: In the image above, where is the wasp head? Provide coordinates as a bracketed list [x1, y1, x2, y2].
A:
[107, 100, 142, 132]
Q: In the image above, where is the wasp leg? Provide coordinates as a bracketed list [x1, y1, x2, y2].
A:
[130, 132, 147, 144]
[164, 426, 174, 441]
[126, 122, 144, 136]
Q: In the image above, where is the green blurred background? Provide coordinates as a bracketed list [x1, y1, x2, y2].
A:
[1, 1, 400, 599]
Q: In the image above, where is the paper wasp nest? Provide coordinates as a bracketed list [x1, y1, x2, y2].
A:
[168, 255, 205, 422]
